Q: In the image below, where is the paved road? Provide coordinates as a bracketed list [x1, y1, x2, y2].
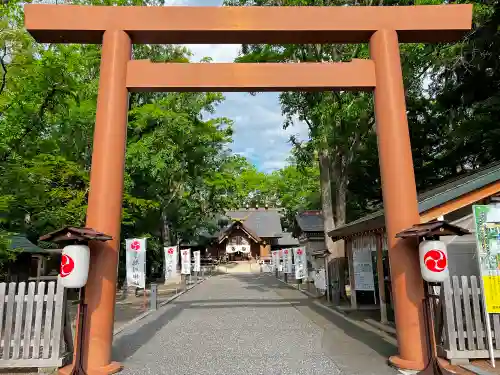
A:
[114, 274, 399, 375]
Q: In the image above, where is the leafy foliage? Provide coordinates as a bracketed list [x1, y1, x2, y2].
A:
[226, 0, 500, 223]
[0, 0, 249, 279]
[2, 0, 500, 288]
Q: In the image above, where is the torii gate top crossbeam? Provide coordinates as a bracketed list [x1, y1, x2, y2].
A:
[25, 4, 472, 45]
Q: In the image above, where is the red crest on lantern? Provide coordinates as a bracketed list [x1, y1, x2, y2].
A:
[60, 254, 75, 278]
[424, 249, 447, 272]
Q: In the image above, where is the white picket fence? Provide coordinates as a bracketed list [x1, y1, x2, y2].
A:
[439, 275, 500, 363]
[0, 279, 66, 368]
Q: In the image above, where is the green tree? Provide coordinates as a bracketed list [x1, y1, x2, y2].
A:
[224, 0, 386, 302]
[268, 160, 321, 229]
[0, 0, 246, 281]
[223, 0, 485, 303]
[423, 1, 500, 174]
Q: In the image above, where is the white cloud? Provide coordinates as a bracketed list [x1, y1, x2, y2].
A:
[165, 0, 224, 6]
[163, 0, 191, 4]
[261, 159, 288, 171]
[187, 44, 241, 63]
[211, 92, 309, 173]
[243, 147, 255, 156]
[163, 0, 309, 172]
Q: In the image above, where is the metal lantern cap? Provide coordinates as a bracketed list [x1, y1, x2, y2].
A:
[39, 226, 112, 245]
[396, 220, 470, 239]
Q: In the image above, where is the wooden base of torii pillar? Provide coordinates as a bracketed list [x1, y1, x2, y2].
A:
[24, 4, 472, 374]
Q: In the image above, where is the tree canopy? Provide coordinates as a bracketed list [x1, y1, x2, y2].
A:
[0, 0, 253, 276]
[2, 0, 500, 284]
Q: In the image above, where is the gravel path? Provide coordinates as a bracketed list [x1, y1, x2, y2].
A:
[113, 273, 398, 375]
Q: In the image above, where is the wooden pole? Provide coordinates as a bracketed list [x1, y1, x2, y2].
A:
[376, 233, 388, 324]
[347, 238, 357, 309]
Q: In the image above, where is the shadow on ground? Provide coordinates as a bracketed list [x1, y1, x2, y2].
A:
[113, 304, 184, 361]
[226, 273, 397, 359]
[112, 273, 396, 366]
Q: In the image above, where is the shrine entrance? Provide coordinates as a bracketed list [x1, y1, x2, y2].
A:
[225, 235, 253, 261]
[213, 219, 263, 262]
[24, 4, 472, 375]
[226, 235, 252, 262]
[227, 252, 250, 262]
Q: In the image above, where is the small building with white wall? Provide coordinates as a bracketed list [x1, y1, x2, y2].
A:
[328, 162, 500, 324]
[292, 210, 328, 272]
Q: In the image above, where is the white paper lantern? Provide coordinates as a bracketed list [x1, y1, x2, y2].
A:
[419, 240, 449, 283]
[60, 244, 90, 288]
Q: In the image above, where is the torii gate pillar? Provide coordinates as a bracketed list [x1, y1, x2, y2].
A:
[80, 29, 131, 375]
[370, 29, 425, 369]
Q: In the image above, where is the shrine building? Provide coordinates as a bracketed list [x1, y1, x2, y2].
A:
[208, 207, 285, 261]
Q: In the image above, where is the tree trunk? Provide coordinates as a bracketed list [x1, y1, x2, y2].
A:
[334, 167, 347, 229]
[331, 158, 347, 260]
[319, 149, 338, 303]
[324, 156, 349, 304]
[319, 149, 336, 254]
[332, 160, 349, 302]
[161, 209, 172, 246]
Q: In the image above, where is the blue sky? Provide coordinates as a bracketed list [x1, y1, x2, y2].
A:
[164, 0, 309, 172]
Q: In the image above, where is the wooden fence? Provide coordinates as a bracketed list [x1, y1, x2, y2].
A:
[438, 275, 500, 363]
[0, 279, 67, 368]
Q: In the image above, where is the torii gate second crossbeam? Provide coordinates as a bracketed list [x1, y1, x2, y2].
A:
[24, 4, 472, 375]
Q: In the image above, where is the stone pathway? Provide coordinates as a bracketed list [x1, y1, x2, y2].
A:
[217, 261, 261, 274]
[113, 273, 398, 375]
[67, 282, 184, 333]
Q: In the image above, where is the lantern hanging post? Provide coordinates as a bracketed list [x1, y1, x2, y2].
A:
[396, 221, 470, 375]
[39, 227, 113, 375]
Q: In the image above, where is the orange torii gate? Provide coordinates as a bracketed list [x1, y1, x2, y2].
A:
[25, 4, 472, 375]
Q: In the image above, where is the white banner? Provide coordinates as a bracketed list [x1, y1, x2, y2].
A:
[164, 245, 178, 282]
[271, 250, 277, 270]
[282, 248, 293, 274]
[125, 238, 146, 289]
[293, 247, 307, 279]
[314, 268, 326, 290]
[240, 244, 250, 254]
[226, 244, 237, 254]
[226, 244, 250, 254]
[181, 248, 191, 275]
[226, 236, 250, 254]
[352, 238, 375, 291]
[193, 250, 201, 272]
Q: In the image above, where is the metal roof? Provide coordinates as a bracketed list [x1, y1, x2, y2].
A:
[329, 162, 500, 240]
[295, 210, 324, 232]
[217, 220, 262, 244]
[8, 235, 54, 254]
[276, 232, 299, 246]
[225, 208, 283, 238]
